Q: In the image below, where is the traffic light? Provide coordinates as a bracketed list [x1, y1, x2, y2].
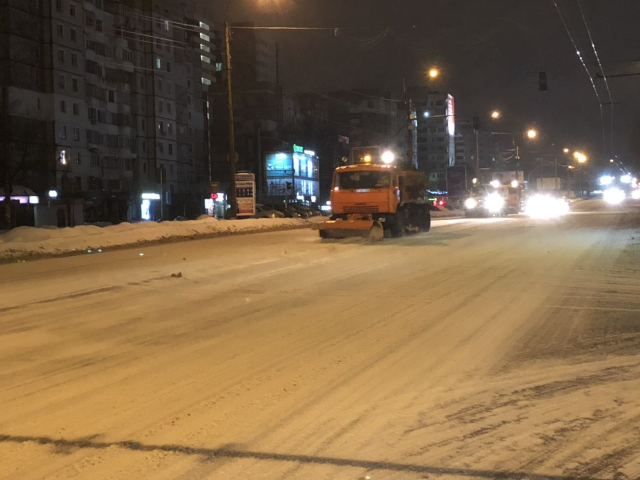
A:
[539, 71, 548, 91]
[210, 193, 218, 200]
[286, 182, 293, 191]
[472, 116, 481, 131]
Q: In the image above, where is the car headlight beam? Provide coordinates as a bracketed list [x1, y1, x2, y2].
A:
[485, 193, 505, 213]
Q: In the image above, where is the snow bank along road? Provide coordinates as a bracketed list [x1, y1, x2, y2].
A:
[1, 200, 640, 480]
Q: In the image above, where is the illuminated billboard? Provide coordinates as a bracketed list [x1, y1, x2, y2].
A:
[447, 94, 455, 137]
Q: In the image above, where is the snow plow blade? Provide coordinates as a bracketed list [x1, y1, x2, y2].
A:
[314, 219, 384, 241]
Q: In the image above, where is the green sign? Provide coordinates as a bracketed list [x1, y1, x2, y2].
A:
[293, 144, 304, 153]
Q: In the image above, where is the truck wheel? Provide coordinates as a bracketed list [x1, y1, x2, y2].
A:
[422, 208, 431, 233]
[391, 212, 405, 238]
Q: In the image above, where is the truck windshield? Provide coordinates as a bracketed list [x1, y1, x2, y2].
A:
[335, 171, 391, 190]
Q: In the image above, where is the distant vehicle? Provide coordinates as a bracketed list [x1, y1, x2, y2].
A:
[464, 183, 521, 217]
[252, 204, 285, 219]
[427, 191, 448, 209]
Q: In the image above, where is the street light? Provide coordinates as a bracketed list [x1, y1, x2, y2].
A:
[573, 151, 588, 163]
[563, 147, 570, 153]
[526, 128, 538, 139]
[428, 68, 440, 79]
[490, 110, 501, 119]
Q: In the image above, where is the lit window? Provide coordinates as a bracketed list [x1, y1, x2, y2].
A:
[156, 57, 161, 69]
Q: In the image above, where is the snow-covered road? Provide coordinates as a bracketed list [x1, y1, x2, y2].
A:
[2, 201, 640, 480]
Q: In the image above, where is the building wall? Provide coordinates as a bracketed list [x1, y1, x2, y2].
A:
[413, 91, 456, 188]
[1, 0, 216, 222]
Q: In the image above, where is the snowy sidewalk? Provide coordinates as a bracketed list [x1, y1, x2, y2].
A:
[0, 217, 323, 261]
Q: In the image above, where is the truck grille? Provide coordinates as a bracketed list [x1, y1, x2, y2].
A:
[343, 205, 380, 214]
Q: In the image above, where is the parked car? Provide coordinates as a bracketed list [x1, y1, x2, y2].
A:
[265, 204, 302, 218]
[253, 204, 285, 219]
[288, 202, 314, 219]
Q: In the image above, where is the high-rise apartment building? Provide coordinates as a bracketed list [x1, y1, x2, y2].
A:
[1, 0, 216, 225]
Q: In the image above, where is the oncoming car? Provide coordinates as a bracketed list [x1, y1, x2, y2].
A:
[464, 184, 520, 217]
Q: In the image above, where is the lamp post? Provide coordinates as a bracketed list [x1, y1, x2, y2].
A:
[224, 0, 238, 218]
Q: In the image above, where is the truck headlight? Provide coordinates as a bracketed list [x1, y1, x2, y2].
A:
[485, 193, 505, 213]
[465, 198, 478, 209]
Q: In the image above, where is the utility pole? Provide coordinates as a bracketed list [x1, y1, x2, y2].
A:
[475, 130, 480, 179]
[403, 79, 416, 168]
[473, 115, 480, 181]
[2, 86, 12, 229]
[225, 20, 238, 217]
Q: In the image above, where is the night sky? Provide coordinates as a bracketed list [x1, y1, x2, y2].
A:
[219, 0, 640, 171]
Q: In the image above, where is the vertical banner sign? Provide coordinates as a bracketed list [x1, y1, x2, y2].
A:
[446, 94, 455, 136]
[235, 173, 256, 217]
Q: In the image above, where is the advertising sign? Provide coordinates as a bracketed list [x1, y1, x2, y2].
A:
[236, 173, 256, 217]
[446, 165, 467, 197]
[446, 94, 455, 137]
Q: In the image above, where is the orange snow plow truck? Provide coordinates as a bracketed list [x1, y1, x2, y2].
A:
[315, 151, 431, 240]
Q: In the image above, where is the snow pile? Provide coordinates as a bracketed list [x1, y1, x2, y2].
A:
[0, 217, 316, 259]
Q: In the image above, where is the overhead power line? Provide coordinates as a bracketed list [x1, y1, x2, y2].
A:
[551, 0, 607, 153]
[576, 0, 615, 155]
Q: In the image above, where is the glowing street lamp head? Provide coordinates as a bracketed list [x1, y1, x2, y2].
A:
[428, 68, 440, 79]
[563, 148, 570, 153]
[527, 129, 538, 139]
[491, 110, 501, 119]
[363, 154, 372, 164]
[573, 151, 587, 163]
[423, 111, 430, 118]
[381, 151, 395, 164]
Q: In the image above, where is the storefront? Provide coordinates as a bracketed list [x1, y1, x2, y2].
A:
[265, 144, 320, 204]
